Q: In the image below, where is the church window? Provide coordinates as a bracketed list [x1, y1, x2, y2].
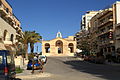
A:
[45, 43, 50, 53]
[68, 43, 74, 53]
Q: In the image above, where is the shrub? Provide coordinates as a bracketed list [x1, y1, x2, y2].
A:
[15, 67, 23, 73]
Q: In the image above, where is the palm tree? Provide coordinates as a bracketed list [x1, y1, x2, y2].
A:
[29, 31, 42, 53]
[17, 31, 32, 59]
[17, 31, 42, 60]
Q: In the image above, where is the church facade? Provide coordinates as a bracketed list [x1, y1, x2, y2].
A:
[42, 32, 76, 56]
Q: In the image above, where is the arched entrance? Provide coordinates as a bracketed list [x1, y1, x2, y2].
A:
[56, 40, 63, 54]
[68, 43, 74, 53]
[45, 43, 50, 53]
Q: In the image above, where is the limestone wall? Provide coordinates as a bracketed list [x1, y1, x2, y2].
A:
[0, 17, 16, 44]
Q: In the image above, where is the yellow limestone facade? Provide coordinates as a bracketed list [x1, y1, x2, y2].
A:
[42, 32, 76, 56]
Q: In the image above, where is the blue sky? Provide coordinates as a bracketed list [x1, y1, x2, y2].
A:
[7, 0, 118, 52]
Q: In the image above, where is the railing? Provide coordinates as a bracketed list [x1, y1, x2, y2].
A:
[98, 19, 113, 28]
[97, 8, 113, 19]
[0, 4, 8, 14]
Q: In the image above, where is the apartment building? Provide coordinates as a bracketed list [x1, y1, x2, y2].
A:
[75, 11, 98, 51]
[75, 32, 81, 48]
[89, 14, 99, 55]
[0, 0, 23, 53]
[81, 11, 98, 31]
[89, 1, 120, 58]
[116, 23, 120, 56]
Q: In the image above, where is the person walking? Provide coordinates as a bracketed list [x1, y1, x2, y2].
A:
[39, 59, 43, 73]
[31, 59, 35, 74]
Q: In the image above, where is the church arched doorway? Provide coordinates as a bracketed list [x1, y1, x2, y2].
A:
[45, 43, 50, 53]
[68, 43, 74, 53]
[56, 40, 63, 54]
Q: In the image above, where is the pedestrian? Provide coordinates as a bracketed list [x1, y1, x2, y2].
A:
[39, 59, 43, 73]
[31, 59, 35, 74]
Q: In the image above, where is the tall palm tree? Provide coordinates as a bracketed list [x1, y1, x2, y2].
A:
[17, 31, 32, 59]
[29, 31, 42, 53]
[17, 31, 42, 59]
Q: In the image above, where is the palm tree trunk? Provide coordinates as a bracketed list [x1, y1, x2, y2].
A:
[30, 43, 34, 53]
[25, 44, 28, 60]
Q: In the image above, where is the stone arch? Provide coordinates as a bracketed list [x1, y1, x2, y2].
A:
[10, 34, 14, 42]
[45, 43, 50, 53]
[3, 30, 9, 41]
[56, 40, 63, 54]
[68, 43, 74, 53]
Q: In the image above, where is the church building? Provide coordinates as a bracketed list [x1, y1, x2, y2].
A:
[42, 32, 76, 56]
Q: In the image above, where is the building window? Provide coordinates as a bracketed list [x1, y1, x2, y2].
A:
[104, 47, 107, 52]
[10, 34, 14, 42]
[3, 30, 7, 41]
[111, 46, 115, 52]
[108, 47, 111, 52]
[68, 43, 74, 53]
[6, 8, 9, 13]
[45, 43, 50, 53]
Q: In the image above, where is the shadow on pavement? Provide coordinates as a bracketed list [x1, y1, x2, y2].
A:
[14, 78, 22, 80]
[63, 60, 120, 80]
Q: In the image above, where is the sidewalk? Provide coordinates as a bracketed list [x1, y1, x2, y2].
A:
[105, 61, 120, 66]
[16, 62, 52, 80]
[76, 57, 120, 66]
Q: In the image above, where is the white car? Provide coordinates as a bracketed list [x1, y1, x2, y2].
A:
[39, 55, 47, 64]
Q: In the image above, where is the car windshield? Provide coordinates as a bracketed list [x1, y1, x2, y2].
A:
[40, 56, 45, 58]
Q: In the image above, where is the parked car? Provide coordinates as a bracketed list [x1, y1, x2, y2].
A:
[95, 56, 105, 64]
[39, 55, 47, 64]
[84, 56, 91, 61]
[27, 59, 41, 70]
[0, 50, 16, 80]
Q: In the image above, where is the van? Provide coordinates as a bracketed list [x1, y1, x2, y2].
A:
[0, 50, 16, 80]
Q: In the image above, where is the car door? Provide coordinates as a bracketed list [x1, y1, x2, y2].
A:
[6, 52, 16, 78]
[0, 53, 4, 79]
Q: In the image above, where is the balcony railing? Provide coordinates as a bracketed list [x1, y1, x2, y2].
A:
[6, 13, 14, 21]
[97, 8, 113, 19]
[116, 34, 120, 40]
[98, 19, 113, 28]
[98, 29, 113, 37]
[98, 39, 114, 46]
[0, 4, 8, 15]
[3, 38, 13, 45]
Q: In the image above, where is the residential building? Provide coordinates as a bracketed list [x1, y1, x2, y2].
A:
[89, 14, 98, 55]
[75, 11, 98, 53]
[81, 11, 98, 31]
[0, 0, 23, 53]
[89, 1, 120, 59]
[115, 23, 120, 57]
[42, 32, 76, 56]
[75, 31, 81, 48]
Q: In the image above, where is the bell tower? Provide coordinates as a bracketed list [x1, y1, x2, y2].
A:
[56, 31, 62, 38]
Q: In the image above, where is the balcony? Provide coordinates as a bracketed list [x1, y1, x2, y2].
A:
[13, 25, 19, 29]
[6, 13, 14, 21]
[97, 8, 113, 19]
[3, 38, 12, 45]
[98, 40, 114, 46]
[98, 19, 113, 28]
[116, 34, 120, 40]
[0, 5, 8, 16]
[116, 23, 120, 28]
[98, 29, 113, 37]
